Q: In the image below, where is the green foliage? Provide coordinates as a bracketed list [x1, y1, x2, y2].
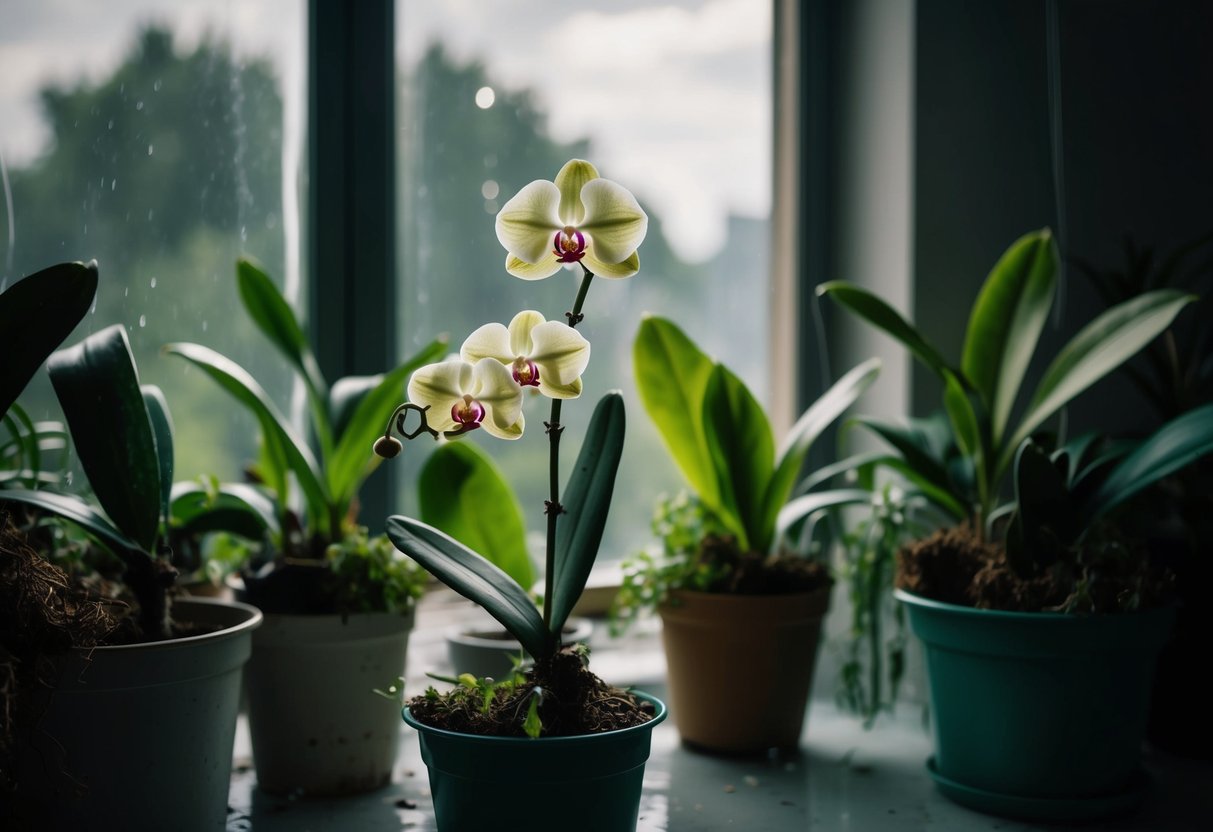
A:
[419, 441, 534, 589]
[819, 229, 1196, 530]
[633, 316, 880, 555]
[325, 527, 428, 616]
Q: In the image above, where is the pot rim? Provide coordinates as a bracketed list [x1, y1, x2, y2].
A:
[403, 690, 667, 744]
[893, 587, 1173, 622]
[88, 596, 263, 655]
[445, 616, 592, 649]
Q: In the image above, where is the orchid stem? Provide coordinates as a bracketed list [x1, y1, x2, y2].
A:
[543, 266, 596, 638]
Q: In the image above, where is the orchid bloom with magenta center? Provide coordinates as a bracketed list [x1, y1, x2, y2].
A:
[460, 310, 591, 400]
[495, 159, 649, 280]
[407, 357, 524, 440]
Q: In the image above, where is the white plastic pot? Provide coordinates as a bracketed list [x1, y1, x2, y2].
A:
[15, 597, 261, 832]
[243, 610, 414, 796]
[446, 617, 593, 680]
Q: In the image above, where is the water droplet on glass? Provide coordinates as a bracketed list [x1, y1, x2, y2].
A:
[107, 119, 114, 130]
[484, 153, 497, 168]
[111, 179, 117, 192]
[136, 101, 144, 111]
[202, 320, 209, 332]
[124, 287, 129, 297]
[475, 86, 495, 109]
[148, 144, 154, 156]
[483, 199, 498, 214]
[138, 315, 147, 328]
[240, 226, 247, 242]
[154, 79, 162, 92]
[65, 471, 73, 486]
[481, 180, 499, 200]
[150, 277, 157, 288]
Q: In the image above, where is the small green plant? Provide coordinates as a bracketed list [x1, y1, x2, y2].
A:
[163, 258, 444, 610]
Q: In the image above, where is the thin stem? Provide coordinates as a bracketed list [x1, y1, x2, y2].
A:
[543, 266, 596, 636]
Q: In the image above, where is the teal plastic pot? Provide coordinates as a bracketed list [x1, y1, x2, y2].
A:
[404, 692, 666, 832]
[898, 589, 1175, 820]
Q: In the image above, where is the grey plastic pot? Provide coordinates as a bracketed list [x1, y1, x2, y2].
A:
[445, 617, 593, 679]
[242, 609, 414, 796]
[15, 597, 261, 832]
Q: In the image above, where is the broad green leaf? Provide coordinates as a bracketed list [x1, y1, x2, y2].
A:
[386, 515, 549, 659]
[236, 258, 333, 456]
[0, 261, 98, 418]
[170, 480, 279, 539]
[1085, 403, 1213, 522]
[817, 281, 952, 380]
[419, 441, 534, 589]
[775, 488, 872, 540]
[141, 385, 174, 528]
[961, 230, 1058, 442]
[633, 317, 720, 510]
[701, 364, 772, 551]
[1051, 432, 1101, 484]
[49, 326, 160, 552]
[844, 453, 969, 522]
[1, 488, 141, 563]
[1006, 441, 1073, 574]
[327, 337, 447, 504]
[1002, 289, 1195, 474]
[763, 358, 880, 548]
[942, 370, 985, 503]
[551, 391, 626, 636]
[164, 342, 331, 532]
[854, 416, 965, 515]
[795, 451, 886, 495]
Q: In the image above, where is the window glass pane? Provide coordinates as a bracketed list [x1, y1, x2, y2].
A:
[0, 2, 304, 483]
[396, 1, 772, 560]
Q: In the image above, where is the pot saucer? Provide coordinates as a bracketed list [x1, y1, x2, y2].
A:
[926, 757, 1150, 822]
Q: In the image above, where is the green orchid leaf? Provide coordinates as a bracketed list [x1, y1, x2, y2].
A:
[960, 230, 1058, 443]
[164, 342, 331, 532]
[775, 488, 872, 540]
[236, 258, 333, 456]
[942, 369, 986, 505]
[817, 281, 952, 380]
[1002, 289, 1195, 475]
[419, 441, 534, 590]
[763, 358, 880, 548]
[386, 515, 549, 659]
[48, 325, 160, 552]
[701, 363, 772, 552]
[1, 488, 141, 562]
[141, 385, 175, 528]
[0, 261, 98, 418]
[327, 337, 447, 504]
[1050, 432, 1101, 485]
[170, 481, 279, 539]
[1084, 403, 1213, 523]
[854, 416, 965, 516]
[1007, 441, 1074, 575]
[633, 316, 720, 510]
[551, 391, 626, 637]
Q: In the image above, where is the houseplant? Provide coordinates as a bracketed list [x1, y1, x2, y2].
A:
[2, 264, 261, 830]
[162, 258, 443, 796]
[612, 315, 878, 752]
[376, 159, 665, 832]
[819, 228, 1198, 819]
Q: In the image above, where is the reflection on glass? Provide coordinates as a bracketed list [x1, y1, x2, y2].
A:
[0, 2, 303, 482]
[395, 0, 773, 562]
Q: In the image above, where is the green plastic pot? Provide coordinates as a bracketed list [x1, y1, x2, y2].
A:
[898, 589, 1175, 821]
[404, 691, 666, 832]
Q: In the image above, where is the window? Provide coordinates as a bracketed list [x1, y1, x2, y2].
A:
[0, 1, 304, 483]
[395, 0, 775, 557]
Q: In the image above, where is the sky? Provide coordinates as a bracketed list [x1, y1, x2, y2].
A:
[0, 0, 771, 262]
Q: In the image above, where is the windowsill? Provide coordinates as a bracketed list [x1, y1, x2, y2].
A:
[226, 589, 1212, 831]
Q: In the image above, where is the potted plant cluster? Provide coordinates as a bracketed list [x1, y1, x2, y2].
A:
[820, 228, 1204, 820]
[1, 262, 262, 831]
[610, 315, 879, 753]
[161, 258, 444, 796]
[374, 159, 665, 832]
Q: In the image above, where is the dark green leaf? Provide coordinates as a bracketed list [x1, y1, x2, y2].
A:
[633, 316, 720, 510]
[1003, 289, 1196, 474]
[1085, 403, 1213, 522]
[170, 480, 279, 539]
[419, 441, 534, 589]
[386, 515, 549, 658]
[854, 416, 965, 516]
[960, 230, 1058, 442]
[775, 488, 872, 539]
[701, 363, 773, 551]
[164, 342, 331, 531]
[817, 281, 952, 380]
[1, 488, 140, 562]
[551, 391, 626, 636]
[49, 325, 160, 551]
[327, 337, 447, 504]
[141, 385, 174, 528]
[1007, 441, 1074, 574]
[236, 257, 327, 405]
[942, 370, 986, 503]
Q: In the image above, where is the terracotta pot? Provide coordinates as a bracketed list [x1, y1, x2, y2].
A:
[14, 598, 261, 832]
[242, 610, 414, 796]
[659, 587, 830, 753]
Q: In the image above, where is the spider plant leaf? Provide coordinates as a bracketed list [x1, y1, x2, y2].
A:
[817, 281, 952, 380]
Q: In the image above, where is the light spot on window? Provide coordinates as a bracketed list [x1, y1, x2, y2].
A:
[481, 180, 499, 200]
[474, 86, 495, 109]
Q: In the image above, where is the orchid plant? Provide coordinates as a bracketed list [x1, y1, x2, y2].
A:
[377, 160, 646, 733]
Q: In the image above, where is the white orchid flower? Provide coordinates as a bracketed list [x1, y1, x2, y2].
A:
[407, 357, 524, 440]
[494, 159, 648, 280]
[460, 310, 591, 400]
